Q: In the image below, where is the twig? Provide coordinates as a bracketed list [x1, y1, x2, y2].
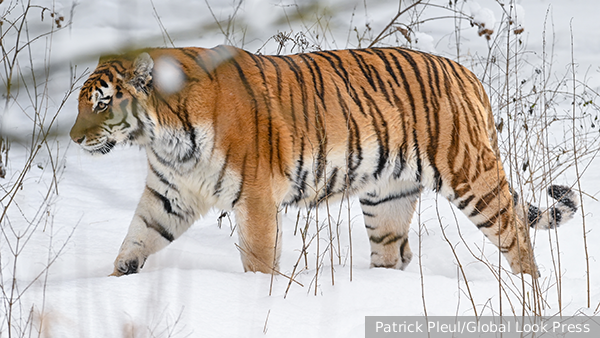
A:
[234, 243, 303, 288]
[263, 309, 270, 334]
[368, 0, 423, 48]
[150, 0, 175, 48]
[570, 19, 591, 308]
[417, 194, 428, 318]
[436, 196, 478, 317]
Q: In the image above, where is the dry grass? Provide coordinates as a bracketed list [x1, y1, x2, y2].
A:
[0, 2, 80, 337]
[1, 0, 598, 336]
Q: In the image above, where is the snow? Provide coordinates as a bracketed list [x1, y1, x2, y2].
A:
[413, 32, 436, 53]
[2, 0, 600, 337]
[469, 1, 496, 39]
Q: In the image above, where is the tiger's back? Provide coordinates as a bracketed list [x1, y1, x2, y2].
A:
[246, 47, 498, 205]
[70, 45, 578, 277]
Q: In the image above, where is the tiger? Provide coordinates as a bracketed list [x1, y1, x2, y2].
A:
[70, 45, 578, 278]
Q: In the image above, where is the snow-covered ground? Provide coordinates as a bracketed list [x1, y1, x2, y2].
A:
[1, 0, 599, 337]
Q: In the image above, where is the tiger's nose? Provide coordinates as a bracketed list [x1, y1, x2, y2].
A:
[72, 135, 85, 144]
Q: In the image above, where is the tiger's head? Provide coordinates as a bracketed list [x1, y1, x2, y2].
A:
[70, 52, 154, 154]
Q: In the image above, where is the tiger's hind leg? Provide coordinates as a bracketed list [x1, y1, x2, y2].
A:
[447, 160, 538, 277]
[360, 182, 421, 270]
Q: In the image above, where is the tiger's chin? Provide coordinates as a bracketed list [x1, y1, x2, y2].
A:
[85, 139, 117, 155]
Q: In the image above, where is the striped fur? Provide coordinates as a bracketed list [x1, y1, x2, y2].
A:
[70, 46, 578, 277]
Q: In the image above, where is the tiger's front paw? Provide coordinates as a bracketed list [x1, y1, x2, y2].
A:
[110, 252, 147, 276]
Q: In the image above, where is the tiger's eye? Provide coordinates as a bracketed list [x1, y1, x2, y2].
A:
[96, 102, 108, 111]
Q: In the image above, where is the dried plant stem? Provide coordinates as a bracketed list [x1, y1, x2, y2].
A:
[269, 212, 281, 296]
[324, 197, 335, 286]
[570, 20, 591, 308]
[314, 204, 320, 296]
[368, 0, 423, 48]
[150, 0, 175, 47]
[436, 197, 478, 317]
[539, 7, 562, 316]
[234, 243, 303, 288]
[347, 192, 353, 282]
[417, 195, 428, 318]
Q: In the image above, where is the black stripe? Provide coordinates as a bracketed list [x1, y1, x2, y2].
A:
[333, 84, 362, 188]
[299, 54, 327, 111]
[279, 56, 311, 132]
[103, 60, 126, 73]
[215, 47, 261, 165]
[359, 186, 421, 207]
[178, 97, 197, 162]
[348, 112, 363, 187]
[457, 195, 475, 210]
[361, 49, 394, 106]
[231, 153, 247, 208]
[476, 206, 509, 229]
[315, 167, 339, 203]
[274, 129, 287, 176]
[265, 57, 284, 101]
[147, 186, 184, 219]
[294, 54, 328, 184]
[387, 50, 421, 182]
[349, 49, 377, 92]
[290, 137, 309, 204]
[383, 234, 403, 246]
[361, 87, 389, 178]
[399, 238, 409, 260]
[415, 143, 422, 182]
[396, 49, 435, 185]
[445, 68, 464, 193]
[150, 147, 175, 169]
[371, 62, 394, 106]
[181, 48, 213, 81]
[369, 233, 403, 246]
[149, 163, 178, 191]
[325, 167, 339, 198]
[440, 57, 479, 123]
[315, 50, 367, 116]
[369, 233, 392, 244]
[549, 207, 563, 227]
[213, 149, 231, 196]
[372, 48, 400, 87]
[392, 147, 406, 179]
[548, 185, 578, 213]
[140, 216, 174, 242]
[470, 180, 508, 217]
[421, 54, 443, 191]
[248, 53, 276, 168]
[499, 235, 516, 253]
[289, 86, 298, 134]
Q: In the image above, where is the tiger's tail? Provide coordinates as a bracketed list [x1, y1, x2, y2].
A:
[514, 185, 579, 230]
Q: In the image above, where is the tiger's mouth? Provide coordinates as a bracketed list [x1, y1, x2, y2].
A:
[84, 139, 117, 155]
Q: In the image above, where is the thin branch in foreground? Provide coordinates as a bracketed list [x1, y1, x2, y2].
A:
[569, 19, 591, 309]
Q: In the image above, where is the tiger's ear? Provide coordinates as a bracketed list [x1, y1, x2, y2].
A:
[129, 52, 154, 94]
